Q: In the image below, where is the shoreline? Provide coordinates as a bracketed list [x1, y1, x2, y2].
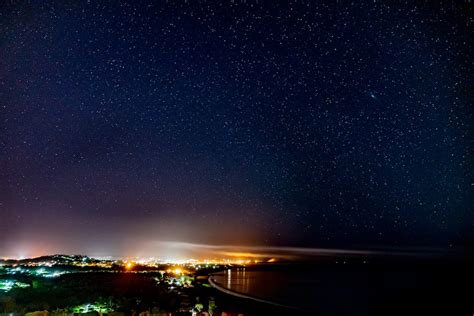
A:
[208, 273, 308, 313]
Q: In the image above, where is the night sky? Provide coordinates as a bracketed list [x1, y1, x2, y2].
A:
[1, 1, 472, 258]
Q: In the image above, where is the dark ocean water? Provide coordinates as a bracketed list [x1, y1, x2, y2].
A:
[211, 267, 376, 314]
[209, 258, 473, 315]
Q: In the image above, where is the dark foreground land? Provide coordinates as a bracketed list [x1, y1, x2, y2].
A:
[1, 253, 473, 316]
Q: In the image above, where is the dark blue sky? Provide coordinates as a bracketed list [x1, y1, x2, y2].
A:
[1, 1, 472, 258]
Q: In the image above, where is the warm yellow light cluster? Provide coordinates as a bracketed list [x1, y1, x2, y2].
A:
[166, 267, 184, 275]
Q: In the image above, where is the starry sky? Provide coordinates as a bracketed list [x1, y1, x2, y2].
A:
[1, 1, 472, 258]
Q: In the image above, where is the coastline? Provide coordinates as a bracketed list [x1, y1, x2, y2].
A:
[208, 273, 308, 313]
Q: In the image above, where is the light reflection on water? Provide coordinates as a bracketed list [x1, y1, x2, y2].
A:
[211, 267, 377, 313]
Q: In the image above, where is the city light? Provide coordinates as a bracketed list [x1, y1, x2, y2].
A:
[125, 262, 134, 270]
[0, 280, 30, 292]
